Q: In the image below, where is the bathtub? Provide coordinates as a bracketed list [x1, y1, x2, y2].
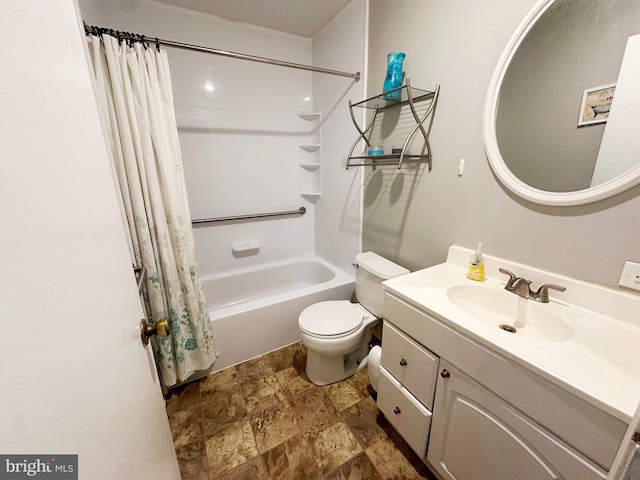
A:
[202, 256, 355, 372]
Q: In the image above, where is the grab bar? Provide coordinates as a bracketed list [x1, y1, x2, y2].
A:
[192, 206, 306, 226]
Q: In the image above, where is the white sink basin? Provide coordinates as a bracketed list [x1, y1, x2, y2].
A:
[446, 284, 575, 342]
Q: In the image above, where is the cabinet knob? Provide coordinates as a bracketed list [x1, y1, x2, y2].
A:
[393, 406, 401, 415]
[440, 369, 451, 378]
[399, 358, 408, 367]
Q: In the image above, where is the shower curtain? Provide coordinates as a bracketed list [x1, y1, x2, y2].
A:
[86, 33, 216, 387]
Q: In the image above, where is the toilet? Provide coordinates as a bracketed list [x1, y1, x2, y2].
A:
[298, 252, 409, 386]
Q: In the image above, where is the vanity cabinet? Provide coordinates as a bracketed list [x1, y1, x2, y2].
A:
[429, 360, 605, 480]
[379, 291, 623, 480]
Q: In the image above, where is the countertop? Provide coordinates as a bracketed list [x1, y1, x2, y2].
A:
[382, 246, 640, 423]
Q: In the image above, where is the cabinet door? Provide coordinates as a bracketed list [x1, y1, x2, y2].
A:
[427, 361, 606, 480]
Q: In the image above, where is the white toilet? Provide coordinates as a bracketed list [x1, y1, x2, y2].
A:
[298, 252, 409, 386]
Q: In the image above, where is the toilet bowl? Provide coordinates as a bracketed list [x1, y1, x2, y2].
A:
[298, 252, 409, 386]
[299, 301, 378, 385]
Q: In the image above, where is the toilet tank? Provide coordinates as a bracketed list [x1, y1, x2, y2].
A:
[355, 252, 409, 317]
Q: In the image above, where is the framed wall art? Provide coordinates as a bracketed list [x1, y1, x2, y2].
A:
[577, 83, 616, 126]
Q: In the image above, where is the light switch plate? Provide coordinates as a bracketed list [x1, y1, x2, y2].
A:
[618, 261, 640, 291]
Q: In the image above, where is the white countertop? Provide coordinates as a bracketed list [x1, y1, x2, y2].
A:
[382, 245, 640, 423]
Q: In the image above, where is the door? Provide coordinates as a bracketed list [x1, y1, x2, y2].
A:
[427, 361, 606, 480]
[608, 402, 640, 479]
[0, 1, 180, 479]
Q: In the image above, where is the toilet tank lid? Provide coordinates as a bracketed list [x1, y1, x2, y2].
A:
[355, 252, 409, 279]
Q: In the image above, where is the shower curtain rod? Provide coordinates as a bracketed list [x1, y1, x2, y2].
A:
[84, 23, 360, 82]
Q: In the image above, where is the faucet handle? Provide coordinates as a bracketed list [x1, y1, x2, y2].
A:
[535, 284, 566, 303]
[498, 268, 517, 287]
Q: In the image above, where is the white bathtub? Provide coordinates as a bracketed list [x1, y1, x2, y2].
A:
[202, 256, 354, 372]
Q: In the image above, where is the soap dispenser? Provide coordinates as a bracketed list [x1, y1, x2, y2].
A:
[466, 242, 485, 282]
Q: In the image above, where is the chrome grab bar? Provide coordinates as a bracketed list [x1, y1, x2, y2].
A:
[192, 206, 306, 227]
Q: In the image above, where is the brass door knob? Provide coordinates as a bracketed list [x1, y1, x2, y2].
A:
[140, 318, 170, 346]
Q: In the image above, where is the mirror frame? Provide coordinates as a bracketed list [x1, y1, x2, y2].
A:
[483, 0, 640, 206]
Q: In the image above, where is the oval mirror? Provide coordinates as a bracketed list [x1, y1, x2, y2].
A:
[483, 0, 640, 206]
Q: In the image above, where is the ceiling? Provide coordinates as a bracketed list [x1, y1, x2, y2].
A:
[156, 0, 353, 37]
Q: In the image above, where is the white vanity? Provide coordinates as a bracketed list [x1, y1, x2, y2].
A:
[377, 245, 640, 480]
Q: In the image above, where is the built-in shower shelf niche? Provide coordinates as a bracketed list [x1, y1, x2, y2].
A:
[298, 112, 322, 197]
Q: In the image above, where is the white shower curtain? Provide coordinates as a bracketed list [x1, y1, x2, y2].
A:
[86, 34, 216, 387]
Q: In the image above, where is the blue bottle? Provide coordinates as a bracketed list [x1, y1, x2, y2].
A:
[383, 52, 405, 101]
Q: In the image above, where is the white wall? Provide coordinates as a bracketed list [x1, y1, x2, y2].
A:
[79, 0, 317, 275]
[364, 0, 640, 289]
[1, 1, 180, 477]
[312, 0, 367, 274]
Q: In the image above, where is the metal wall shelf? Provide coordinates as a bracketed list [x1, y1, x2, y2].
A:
[351, 86, 436, 110]
[346, 154, 429, 168]
[346, 79, 440, 170]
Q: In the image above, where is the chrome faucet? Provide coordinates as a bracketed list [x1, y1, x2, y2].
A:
[499, 268, 566, 303]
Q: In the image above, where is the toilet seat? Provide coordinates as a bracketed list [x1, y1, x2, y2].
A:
[299, 300, 365, 338]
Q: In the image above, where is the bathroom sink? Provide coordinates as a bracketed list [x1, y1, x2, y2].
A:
[381, 245, 640, 423]
[446, 284, 574, 342]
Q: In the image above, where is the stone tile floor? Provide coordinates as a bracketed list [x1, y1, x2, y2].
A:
[165, 342, 437, 480]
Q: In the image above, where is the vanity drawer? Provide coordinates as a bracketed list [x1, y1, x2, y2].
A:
[382, 321, 439, 410]
[377, 366, 432, 458]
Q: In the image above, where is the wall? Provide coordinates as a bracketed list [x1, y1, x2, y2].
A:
[365, 0, 640, 290]
[312, 0, 367, 274]
[79, 0, 316, 276]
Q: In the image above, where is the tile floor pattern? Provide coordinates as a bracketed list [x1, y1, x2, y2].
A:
[166, 342, 438, 480]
